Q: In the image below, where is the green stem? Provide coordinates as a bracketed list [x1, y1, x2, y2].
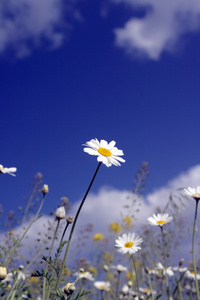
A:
[43, 219, 60, 299]
[115, 271, 121, 300]
[131, 254, 140, 299]
[146, 272, 155, 300]
[52, 162, 102, 299]
[160, 226, 170, 300]
[4, 193, 46, 268]
[192, 199, 200, 300]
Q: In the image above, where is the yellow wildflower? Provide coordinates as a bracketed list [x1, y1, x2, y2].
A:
[109, 222, 122, 234]
[123, 216, 133, 228]
[92, 233, 105, 241]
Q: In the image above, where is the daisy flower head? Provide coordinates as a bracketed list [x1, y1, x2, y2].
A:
[83, 138, 125, 167]
[74, 270, 94, 281]
[183, 186, 200, 201]
[94, 281, 110, 291]
[148, 213, 173, 227]
[0, 164, 17, 176]
[115, 233, 143, 255]
[156, 263, 174, 277]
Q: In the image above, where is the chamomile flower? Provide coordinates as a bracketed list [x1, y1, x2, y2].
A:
[115, 233, 143, 255]
[148, 213, 173, 227]
[111, 264, 128, 272]
[183, 186, 200, 200]
[94, 281, 110, 291]
[156, 263, 174, 277]
[83, 138, 125, 167]
[185, 270, 200, 280]
[74, 270, 94, 281]
[0, 164, 17, 176]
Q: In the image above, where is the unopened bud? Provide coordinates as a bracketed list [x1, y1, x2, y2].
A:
[55, 206, 66, 219]
[79, 268, 84, 273]
[179, 258, 184, 266]
[41, 184, 49, 194]
[127, 280, 133, 287]
[66, 216, 73, 223]
[145, 267, 150, 274]
[0, 267, 7, 280]
[63, 282, 76, 295]
[103, 265, 109, 272]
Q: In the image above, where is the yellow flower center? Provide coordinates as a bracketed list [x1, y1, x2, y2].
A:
[98, 147, 112, 157]
[157, 220, 165, 225]
[99, 285, 105, 290]
[193, 193, 200, 197]
[124, 242, 134, 248]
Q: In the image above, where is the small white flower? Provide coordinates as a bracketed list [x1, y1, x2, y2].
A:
[94, 281, 110, 291]
[0, 164, 17, 176]
[74, 271, 94, 281]
[115, 233, 143, 255]
[83, 138, 125, 167]
[111, 264, 128, 272]
[183, 186, 200, 200]
[55, 206, 66, 219]
[156, 263, 174, 276]
[185, 270, 200, 280]
[173, 266, 188, 273]
[148, 213, 173, 227]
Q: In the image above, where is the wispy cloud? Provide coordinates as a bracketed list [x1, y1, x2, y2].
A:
[0, 0, 79, 58]
[112, 0, 200, 60]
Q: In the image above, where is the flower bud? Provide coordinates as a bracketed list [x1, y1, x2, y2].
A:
[66, 216, 73, 223]
[63, 282, 76, 295]
[41, 184, 49, 194]
[55, 206, 66, 219]
[103, 265, 109, 272]
[0, 267, 7, 280]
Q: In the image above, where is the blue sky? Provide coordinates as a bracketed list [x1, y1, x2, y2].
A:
[1, 0, 200, 219]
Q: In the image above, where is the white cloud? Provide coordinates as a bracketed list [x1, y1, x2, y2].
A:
[112, 0, 200, 60]
[0, 0, 78, 58]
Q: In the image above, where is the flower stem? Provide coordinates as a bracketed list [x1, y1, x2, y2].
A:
[192, 199, 200, 299]
[43, 219, 60, 299]
[131, 254, 140, 299]
[115, 271, 121, 300]
[52, 162, 102, 298]
[160, 226, 170, 300]
[4, 192, 46, 268]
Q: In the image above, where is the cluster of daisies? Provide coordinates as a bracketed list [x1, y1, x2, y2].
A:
[2, 138, 200, 299]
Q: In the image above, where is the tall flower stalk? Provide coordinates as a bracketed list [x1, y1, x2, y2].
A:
[52, 138, 125, 298]
[131, 254, 140, 299]
[183, 187, 200, 300]
[43, 219, 61, 299]
[52, 162, 102, 298]
[3, 185, 48, 268]
[192, 199, 200, 299]
[148, 213, 173, 300]
[160, 226, 170, 299]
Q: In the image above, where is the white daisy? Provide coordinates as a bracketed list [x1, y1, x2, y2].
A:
[111, 264, 128, 272]
[185, 270, 200, 280]
[94, 281, 110, 291]
[0, 164, 17, 176]
[83, 138, 125, 167]
[148, 213, 173, 227]
[74, 271, 94, 281]
[156, 263, 174, 277]
[115, 233, 143, 255]
[183, 186, 200, 200]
